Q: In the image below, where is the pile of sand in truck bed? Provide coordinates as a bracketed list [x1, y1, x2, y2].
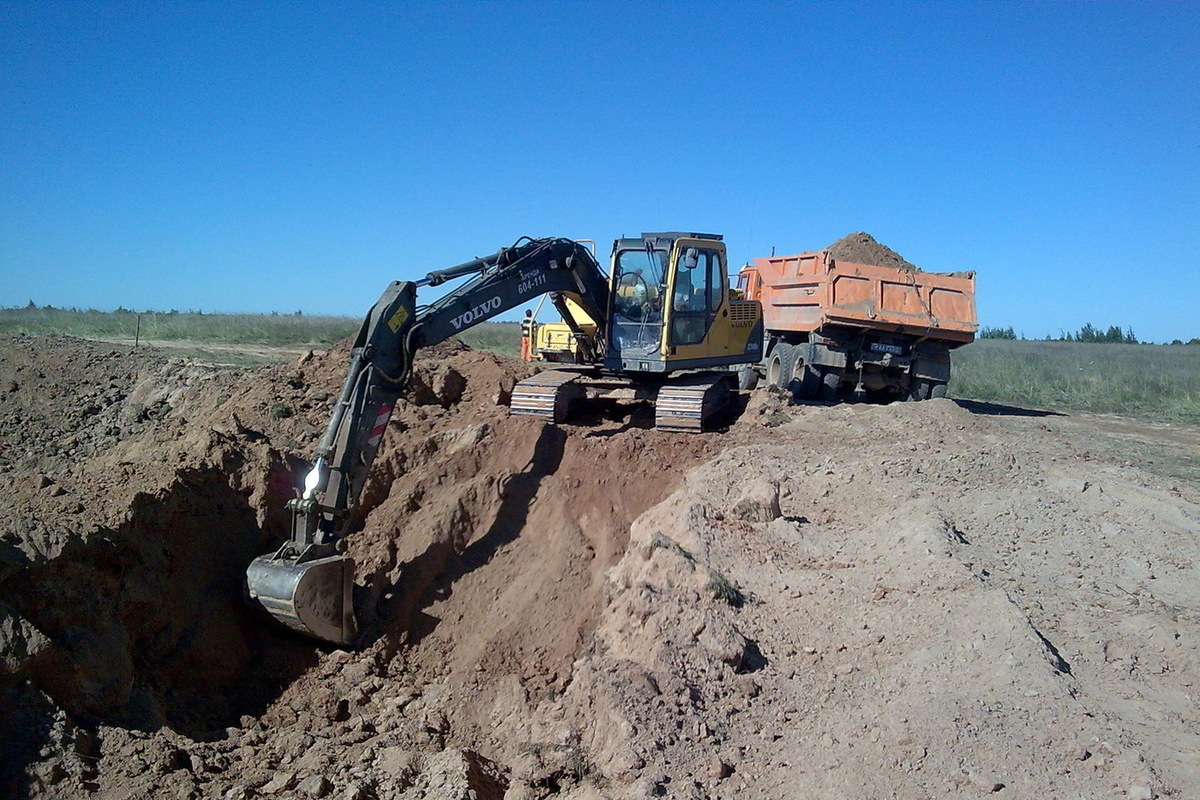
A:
[3, 333, 1199, 800]
[825, 232, 919, 271]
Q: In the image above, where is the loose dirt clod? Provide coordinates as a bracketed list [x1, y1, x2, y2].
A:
[2, 333, 1198, 799]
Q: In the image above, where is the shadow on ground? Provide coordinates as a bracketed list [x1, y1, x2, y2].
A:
[954, 398, 1064, 418]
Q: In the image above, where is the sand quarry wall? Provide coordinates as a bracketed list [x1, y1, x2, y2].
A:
[2, 334, 1199, 800]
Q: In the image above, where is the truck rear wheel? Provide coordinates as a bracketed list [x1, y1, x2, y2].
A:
[908, 379, 932, 401]
[735, 364, 759, 391]
[766, 343, 796, 390]
[792, 360, 821, 401]
[817, 368, 841, 401]
[930, 381, 948, 399]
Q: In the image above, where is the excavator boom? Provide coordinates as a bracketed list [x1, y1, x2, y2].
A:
[245, 237, 608, 643]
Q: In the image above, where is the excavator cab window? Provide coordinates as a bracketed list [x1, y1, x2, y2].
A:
[611, 246, 668, 355]
[669, 246, 722, 346]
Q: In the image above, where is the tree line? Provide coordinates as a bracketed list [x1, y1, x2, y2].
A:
[19, 301, 308, 316]
[979, 324, 1198, 345]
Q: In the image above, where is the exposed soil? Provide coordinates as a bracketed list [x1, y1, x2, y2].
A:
[826, 232, 919, 272]
[2, 334, 1198, 800]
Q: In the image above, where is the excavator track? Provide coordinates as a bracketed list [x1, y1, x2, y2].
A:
[510, 369, 586, 423]
[512, 370, 733, 432]
[654, 373, 735, 432]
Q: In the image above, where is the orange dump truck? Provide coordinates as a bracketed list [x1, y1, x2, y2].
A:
[736, 250, 977, 401]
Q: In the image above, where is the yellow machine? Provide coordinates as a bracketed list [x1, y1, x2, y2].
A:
[510, 233, 764, 431]
[527, 233, 762, 371]
[533, 296, 597, 363]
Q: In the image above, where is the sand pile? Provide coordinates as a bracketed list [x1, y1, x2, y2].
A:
[826, 232, 919, 271]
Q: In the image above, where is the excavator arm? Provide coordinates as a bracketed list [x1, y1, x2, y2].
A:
[246, 237, 609, 644]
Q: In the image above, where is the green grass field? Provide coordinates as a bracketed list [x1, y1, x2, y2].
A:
[3, 307, 1196, 425]
[457, 322, 521, 360]
[0, 306, 522, 362]
[0, 306, 360, 346]
[951, 339, 1200, 424]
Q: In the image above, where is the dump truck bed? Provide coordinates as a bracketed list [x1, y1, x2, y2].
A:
[741, 251, 977, 345]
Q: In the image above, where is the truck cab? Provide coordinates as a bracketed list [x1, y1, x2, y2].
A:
[604, 233, 762, 373]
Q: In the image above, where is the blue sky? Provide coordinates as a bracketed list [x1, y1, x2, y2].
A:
[2, 1, 1197, 342]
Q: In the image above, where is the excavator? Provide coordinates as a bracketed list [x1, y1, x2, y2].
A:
[245, 233, 763, 644]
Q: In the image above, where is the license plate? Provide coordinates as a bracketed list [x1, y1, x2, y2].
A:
[870, 342, 903, 355]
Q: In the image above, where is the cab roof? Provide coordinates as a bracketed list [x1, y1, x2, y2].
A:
[613, 232, 724, 250]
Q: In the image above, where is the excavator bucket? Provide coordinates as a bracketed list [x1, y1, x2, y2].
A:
[245, 550, 357, 645]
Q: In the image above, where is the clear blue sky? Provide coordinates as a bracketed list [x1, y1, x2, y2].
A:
[2, 1, 1197, 342]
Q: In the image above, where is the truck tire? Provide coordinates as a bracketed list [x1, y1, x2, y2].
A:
[817, 368, 841, 402]
[735, 364, 759, 391]
[930, 381, 948, 399]
[766, 343, 796, 390]
[908, 379, 932, 401]
[792, 359, 821, 401]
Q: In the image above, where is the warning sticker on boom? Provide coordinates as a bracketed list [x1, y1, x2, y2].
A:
[387, 306, 410, 334]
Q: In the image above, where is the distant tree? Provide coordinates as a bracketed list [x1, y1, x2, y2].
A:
[1061, 323, 1142, 344]
[26, 299, 35, 309]
[979, 326, 1017, 339]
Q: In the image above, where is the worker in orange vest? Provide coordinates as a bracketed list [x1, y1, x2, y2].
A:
[519, 309, 536, 362]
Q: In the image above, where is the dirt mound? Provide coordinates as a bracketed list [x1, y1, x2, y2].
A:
[2, 333, 1199, 800]
[826, 232, 919, 271]
[0, 334, 718, 797]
